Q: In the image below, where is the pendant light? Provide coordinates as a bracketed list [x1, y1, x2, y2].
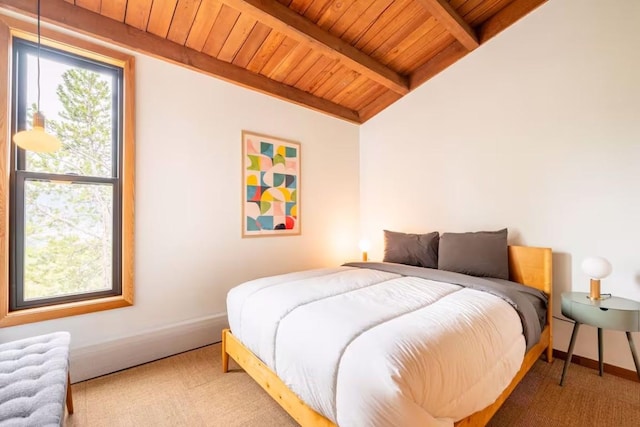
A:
[12, 0, 61, 153]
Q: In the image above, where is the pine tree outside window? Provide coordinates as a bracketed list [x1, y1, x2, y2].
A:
[0, 20, 135, 326]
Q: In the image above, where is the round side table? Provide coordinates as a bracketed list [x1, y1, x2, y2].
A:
[559, 291, 640, 385]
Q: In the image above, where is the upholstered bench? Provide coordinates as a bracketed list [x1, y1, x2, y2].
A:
[0, 332, 74, 426]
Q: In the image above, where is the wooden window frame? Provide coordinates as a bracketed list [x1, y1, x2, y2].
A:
[0, 15, 135, 327]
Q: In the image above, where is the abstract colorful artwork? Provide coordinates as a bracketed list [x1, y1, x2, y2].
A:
[242, 131, 300, 237]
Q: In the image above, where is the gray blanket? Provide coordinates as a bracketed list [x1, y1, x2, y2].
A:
[344, 262, 547, 350]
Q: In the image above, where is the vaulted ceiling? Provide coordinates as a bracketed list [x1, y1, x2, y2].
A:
[0, 0, 547, 123]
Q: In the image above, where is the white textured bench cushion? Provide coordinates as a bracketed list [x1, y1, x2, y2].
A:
[0, 332, 70, 427]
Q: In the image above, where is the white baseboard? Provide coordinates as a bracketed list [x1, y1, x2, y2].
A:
[69, 313, 228, 383]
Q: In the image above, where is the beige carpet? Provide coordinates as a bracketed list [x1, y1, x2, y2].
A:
[67, 343, 640, 427]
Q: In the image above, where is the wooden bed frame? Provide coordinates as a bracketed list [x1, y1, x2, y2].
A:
[222, 245, 553, 427]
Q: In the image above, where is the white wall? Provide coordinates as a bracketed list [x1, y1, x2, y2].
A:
[360, 0, 640, 371]
[0, 18, 360, 380]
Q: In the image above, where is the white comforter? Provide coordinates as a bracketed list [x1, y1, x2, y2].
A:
[227, 267, 525, 427]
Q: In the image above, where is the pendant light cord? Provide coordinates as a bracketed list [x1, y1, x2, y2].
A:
[37, 0, 41, 111]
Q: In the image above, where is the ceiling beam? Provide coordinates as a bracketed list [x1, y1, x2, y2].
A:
[409, 41, 467, 90]
[0, 0, 361, 123]
[478, 0, 548, 44]
[358, 91, 402, 123]
[409, 0, 548, 91]
[415, 0, 479, 51]
[220, 0, 409, 95]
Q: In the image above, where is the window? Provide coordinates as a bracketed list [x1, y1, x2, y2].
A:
[0, 19, 134, 326]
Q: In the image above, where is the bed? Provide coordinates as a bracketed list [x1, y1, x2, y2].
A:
[222, 244, 552, 427]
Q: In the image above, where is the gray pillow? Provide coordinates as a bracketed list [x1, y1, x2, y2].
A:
[438, 229, 509, 279]
[383, 230, 439, 268]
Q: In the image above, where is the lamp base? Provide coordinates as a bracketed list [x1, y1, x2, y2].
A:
[589, 279, 601, 300]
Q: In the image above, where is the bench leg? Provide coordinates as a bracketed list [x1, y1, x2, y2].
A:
[66, 372, 74, 415]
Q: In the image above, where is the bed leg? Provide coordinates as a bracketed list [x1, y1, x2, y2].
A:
[222, 328, 229, 373]
[66, 372, 74, 415]
[546, 345, 553, 363]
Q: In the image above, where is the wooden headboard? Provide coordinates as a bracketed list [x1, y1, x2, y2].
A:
[508, 245, 553, 296]
[508, 245, 553, 349]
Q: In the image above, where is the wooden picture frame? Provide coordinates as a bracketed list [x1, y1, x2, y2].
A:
[242, 131, 301, 237]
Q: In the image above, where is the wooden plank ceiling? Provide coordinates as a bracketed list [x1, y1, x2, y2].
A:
[0, 0, 547, 123]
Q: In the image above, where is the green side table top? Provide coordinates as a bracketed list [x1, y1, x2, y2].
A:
[561, 292, 640, 332]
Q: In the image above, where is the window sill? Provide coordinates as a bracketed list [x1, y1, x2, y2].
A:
[0, 294, 133, 327]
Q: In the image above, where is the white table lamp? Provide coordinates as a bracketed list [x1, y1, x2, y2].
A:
[581, 256, 612, 300]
